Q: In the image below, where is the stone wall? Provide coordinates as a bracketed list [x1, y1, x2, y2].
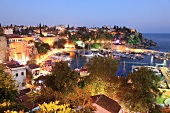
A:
[0, 36, 8, 63]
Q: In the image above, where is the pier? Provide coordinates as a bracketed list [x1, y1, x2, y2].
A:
[160, 67, 170, 88]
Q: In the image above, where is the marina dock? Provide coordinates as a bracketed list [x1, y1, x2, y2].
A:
[160, 67, 170, 88]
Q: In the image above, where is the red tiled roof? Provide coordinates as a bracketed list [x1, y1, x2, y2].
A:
[3, 61, 24, 68]
[28, 63, 40, 69]
[6, 34, 24, 38]
[19, 94, 38, 110]
[80, 68, 87, 72]
[91, 94, 121, 113]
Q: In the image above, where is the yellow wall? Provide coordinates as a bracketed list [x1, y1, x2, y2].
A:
[24, 36, 34, 42]
[9, 42, 28, 61]
[40, 37, 57, 46]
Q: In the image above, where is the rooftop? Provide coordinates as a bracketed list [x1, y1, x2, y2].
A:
[3, 61, 24, 68]
[28, 63, 40, 69]
[6, 34, 24, 38]
[91, 94, 121, 113]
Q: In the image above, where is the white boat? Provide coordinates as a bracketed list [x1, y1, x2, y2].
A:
[132, 65, 162, 76]
[83, 53, 95, 58]
[97, 53, 104, 57]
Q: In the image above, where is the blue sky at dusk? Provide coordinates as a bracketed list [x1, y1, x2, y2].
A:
[0, 0, 170, 33]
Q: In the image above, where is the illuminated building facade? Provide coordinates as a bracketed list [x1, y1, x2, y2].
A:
[8, 35, 38, 64]
[40, 36, 58, 46]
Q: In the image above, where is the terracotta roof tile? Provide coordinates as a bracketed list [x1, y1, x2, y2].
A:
[91, 94, 121, 113]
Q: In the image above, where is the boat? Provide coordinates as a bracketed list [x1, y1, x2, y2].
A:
[82, 52, 95, 58]
[132, 65, 162, 76]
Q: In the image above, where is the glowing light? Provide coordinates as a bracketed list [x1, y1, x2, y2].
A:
[101, 40, 105, 43]
[64, 43, 76, 51]
[114, 40, 120, 44]
[36, 49, 62, 65]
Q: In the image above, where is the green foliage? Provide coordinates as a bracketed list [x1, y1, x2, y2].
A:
[86, 56, 118, 81]
[0, 66, 29, 112]
[85, 57, 119, 95]
[0, 66, 18, 104]
[53, 38, 67, 48]
[66, 86, 96, 113]
[91, 43, 101, 49]
[127, 33, 141, 45]
[115, 67, 161, 112]
[35, 87, 63, 103]
[35, 42, 50, 55]
[2, 103, 29, 113]
[45, 61, 79, 95]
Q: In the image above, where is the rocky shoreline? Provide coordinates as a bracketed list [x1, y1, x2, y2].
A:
[125, 37, 158, 49]
[117, 32, 158, 49]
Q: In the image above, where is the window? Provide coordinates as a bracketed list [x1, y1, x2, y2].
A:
[16, 73, 18, 77]
[21, 72, 24, 75]
[22, 82, 26, 86]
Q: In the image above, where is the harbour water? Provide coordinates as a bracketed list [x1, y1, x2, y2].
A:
[143, 33, 170, 52]
[71, 33, 170, 75]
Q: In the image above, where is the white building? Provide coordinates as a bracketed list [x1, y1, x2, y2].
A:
[3, 61, 26, 90]
[7, 35, 25, 43]
[55, 25, 66, 31]
[4, 28, 13, 34]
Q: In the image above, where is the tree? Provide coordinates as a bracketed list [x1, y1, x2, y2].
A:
[28, 91, 40, 110]
[0, 66, 18, 104]
[86, 56, 118, 81]
[39, 23, 43, 37]
[45, 61, 79, 95]
[0, 66, 28, 112]
[35, 42, 50, 55]
[35, 87, 63, 103]
[66, 86, 96, 113]
[84, 56, 119, 95]
[115, 67, 161, 112]
[36, 101, 71, 113]
[53, 38, 67, 48]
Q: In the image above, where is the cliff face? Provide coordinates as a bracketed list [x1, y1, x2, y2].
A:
[0, 36, 8, 63]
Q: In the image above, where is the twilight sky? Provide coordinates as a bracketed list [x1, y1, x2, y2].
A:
[0, 0, 170, 33]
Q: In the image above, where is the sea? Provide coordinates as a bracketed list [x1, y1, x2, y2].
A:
[70, 33, 170, 75]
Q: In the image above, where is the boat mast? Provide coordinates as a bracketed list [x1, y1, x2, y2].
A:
[123, 60, 126, 74]
[76, 54, 79, 69]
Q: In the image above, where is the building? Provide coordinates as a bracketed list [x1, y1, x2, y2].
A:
[3, 27, 13, 34]
[0, 36, 8, 63]
[3, 61, 27, 90]
[7, 35, 38, 64]
[91, 94, 121, 113]
[9, 41, 28, 64]
[39, 36, 58, 46]
[27, 63, 40, 79]
[7, 34, 24, 43]
[55, 25, 65, 31]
